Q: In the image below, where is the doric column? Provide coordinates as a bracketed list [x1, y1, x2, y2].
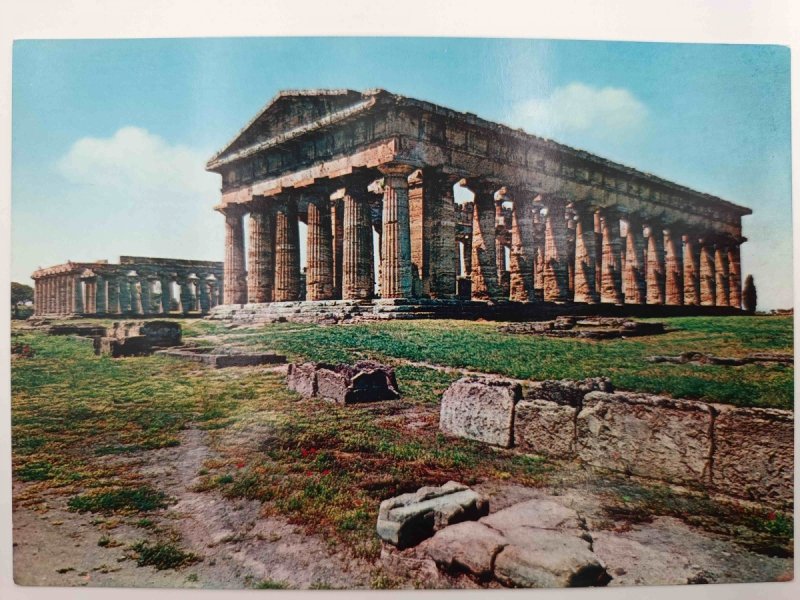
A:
[107, 276, 120, 314]
[273, 196, 301, 302]
[594, 210, 603, 296]
[432, 176, 458, 298]
[331, 198, 344, 299]
[96, 275, 107, 314]
[199, 279, 211, 314]
[142, 277, 154, 314]
[532, 200, 545, 296]
[466, 180, 503, 301]
[508, 190, 537, 302]
[220, 205, 248, 305]
[728, 243, 742, 309]
[379, 164, 415, 299]
[645, 223, 666, 305]
[72, 276, 83, 314]
[177, 278, 191, 314]
[573, 206, 599, 304]
[342, 182, 375, 300]
[494, 194, 510, 297]
[682, 233, 701, 306]
[699, 236, 716, 306]
[159, 276, 172, 314]
[541, 196, 571, 302]
[306, 192, 335, 301]
[130, 276, 143, 315]
[55, 276, 64, 314]
[623, 216, 646, 304]
[714, 241, 730, 307]
[664, 227, 684, 306]
[247, 201, 275, 303]
[599, 207, 624, 304]
[117, 276, 130, 313]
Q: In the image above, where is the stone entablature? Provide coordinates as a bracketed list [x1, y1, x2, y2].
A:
[207, 89, 751, 310]
[30, 256, 224, 317]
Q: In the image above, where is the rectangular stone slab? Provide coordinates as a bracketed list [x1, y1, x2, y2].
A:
[514, 399, 577, 458]
[439, 377, 522, 448]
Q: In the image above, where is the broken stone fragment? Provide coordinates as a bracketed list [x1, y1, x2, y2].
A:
[287, 360, 400, 404]
[418, 521, 506, 579]
[376, 481, 489, 549]
[286, 362, 318, 396]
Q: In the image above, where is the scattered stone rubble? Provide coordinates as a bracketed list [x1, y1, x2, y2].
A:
[287, 360, 401, 404]
[93, 320, 182, 358]
[648, 351, 793, 366]
[499, 316, 666, 339]
[376, 481, 489, 549]
[438, 376, 794, 506]
[378, 484, 611, 588]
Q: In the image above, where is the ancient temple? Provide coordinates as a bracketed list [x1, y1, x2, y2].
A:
[206, 89, 750, 312]
[31, 256, 223, 317]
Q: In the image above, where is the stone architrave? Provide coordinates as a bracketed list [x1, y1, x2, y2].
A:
[699, 237, 716, 306]
[573, 207, 599, 304]
[273, 196, 302, 302]
[599, 208, 624, 304]
[248, 202, 275, 303]
[664, 227, 684, 306]
[714, 242, 730, 307]
[379, 164, 415, 299]
[727, 243, 742, 309]
[508, 192, 537, 302]
[342, 183, 375, 300]
[542, 197, 570, 302]
[306, 193, 335, 301]
[623, 216, 646, 305]
[221, 204, 248, 305]
[645, 224, 666, 305]
[682, 233, 701, 306]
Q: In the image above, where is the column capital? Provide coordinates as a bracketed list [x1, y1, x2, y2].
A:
[460, 177, 502, 197]
[216, 202, 248, 219]
[377, 162, 417, 178]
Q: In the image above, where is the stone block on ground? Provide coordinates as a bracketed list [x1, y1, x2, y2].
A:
[286, 362, 318, 397]
[711, 405, 794, 505]
[95, 335, 151, 358]
[439, 376, 522, 448]
[376, 481, 489, 549]
[418, 521, 507, 579]
[316, 360, 400, 404]
[138, 320, 182, 347]
[576, 391, 714, 487]
[480, 498, 585, 533]
[522, 377, 613, 407]
[514, 400, 577, 458]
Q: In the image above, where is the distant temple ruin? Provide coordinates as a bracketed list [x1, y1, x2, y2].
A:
[206, 89, 751, 315]
[31, 257, 223, 317]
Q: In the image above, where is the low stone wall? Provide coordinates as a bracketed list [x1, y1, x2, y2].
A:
[439, 376, 794, 507]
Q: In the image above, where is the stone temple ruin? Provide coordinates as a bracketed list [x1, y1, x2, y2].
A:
[31, 256, 223, 317]
[206, 88, 751, 320]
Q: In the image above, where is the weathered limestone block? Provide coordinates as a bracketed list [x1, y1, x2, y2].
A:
[712, 405, 794, 504]
[576, 391, 714, 487]
[493, 531, 609, 588]
[522, 377, 613, 407]
[138, 320, 182, 347]
[514, 400, 577, 458]
[286, 362, 318, 397]
[439, 376, 522, 448]
[95, 335, 151, 358]
[481, 498, 585, 532]
[316, 360, 401, 404]
[419, 521, 506, 579]
[376, 481, 489, 549]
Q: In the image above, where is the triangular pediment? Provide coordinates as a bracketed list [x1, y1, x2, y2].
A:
[208, 89, 365, 166]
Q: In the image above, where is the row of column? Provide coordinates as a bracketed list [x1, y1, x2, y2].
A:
[483, 197, 743, 308]
[220, 168, 743, 309]
[33, 273, 223, 316]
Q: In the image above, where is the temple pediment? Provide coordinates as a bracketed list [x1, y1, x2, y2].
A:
[207, 89, 367, 167]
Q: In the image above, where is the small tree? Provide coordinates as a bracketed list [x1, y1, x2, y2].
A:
[11, 282, 34, 318]
[742, 275, 757, 314]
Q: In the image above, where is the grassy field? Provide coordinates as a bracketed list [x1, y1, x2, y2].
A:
[186, 315, 793, 409]
[10, 315, 794, 572]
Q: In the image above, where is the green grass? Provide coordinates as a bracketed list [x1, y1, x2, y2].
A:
[130, 540, 198, 570]
[68, 486, 169, 514]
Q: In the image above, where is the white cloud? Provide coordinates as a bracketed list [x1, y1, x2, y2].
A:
[514, 82, 648, 140]
[56, 126, 218, 198]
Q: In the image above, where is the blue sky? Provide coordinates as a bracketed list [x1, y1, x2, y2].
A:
[11, 37, 792, 308]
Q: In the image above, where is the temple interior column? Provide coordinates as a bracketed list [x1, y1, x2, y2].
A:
[714, 240, 730, 307]
[645, 223, 666, 305]
[379, 164, 415, 299]
[699, 236, 716, 306]
[682, 233, 701, 306]
[573, 206, 599, 304]
[600, 207, 624, 304]
[96, 275, 107, 314]
[542, 196, 571, 303]
[221, 205, 248, 304]
[342, 182, 375, 300]
[623, 216, 646, 305]
[199, 279, 211, 314]
[273, 196, 301, 302]
[467, 180, 503, 301]
[664, 227, 684, 306]
[306, 193, 335, 301]
[107, 276, 120, 314]
[508, 192, 537, 302]
[248, 202, 275, 303]
[728, 243, 742, 309]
